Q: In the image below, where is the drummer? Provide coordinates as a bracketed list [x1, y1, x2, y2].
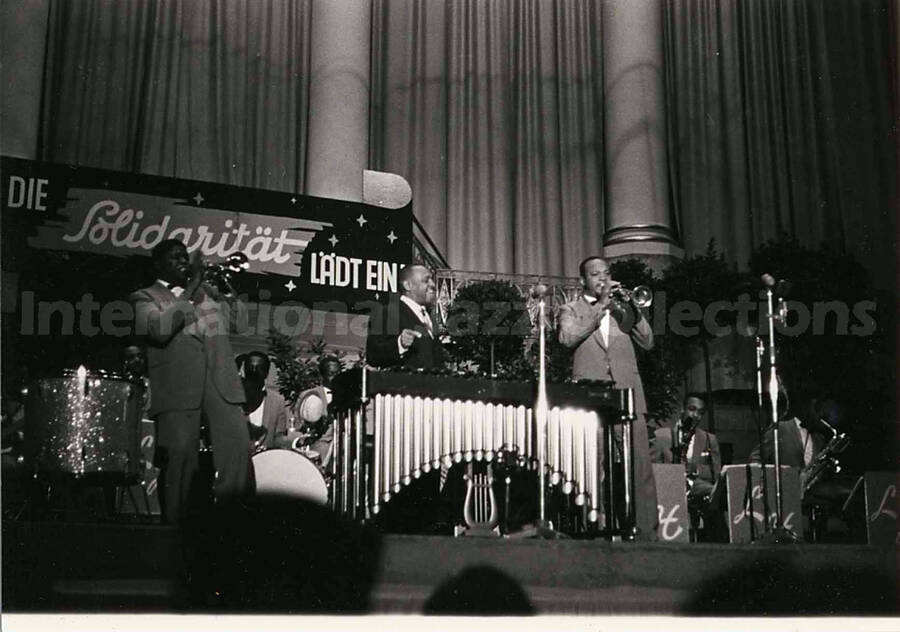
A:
[236, 351, 294, 452]
[293, 355, 343, 469]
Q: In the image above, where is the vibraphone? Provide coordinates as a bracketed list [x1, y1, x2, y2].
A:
[329, 369, 629, 532]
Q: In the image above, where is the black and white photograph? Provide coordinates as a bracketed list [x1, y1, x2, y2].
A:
[1, 0, 897, 629]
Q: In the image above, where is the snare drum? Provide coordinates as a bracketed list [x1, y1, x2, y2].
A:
[25, 368, 144, 478]
[252, 449, 328, 505]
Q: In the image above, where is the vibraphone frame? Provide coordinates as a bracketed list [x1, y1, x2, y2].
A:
[329, 368, 640, 538]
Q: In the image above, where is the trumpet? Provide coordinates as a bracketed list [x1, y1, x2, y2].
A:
[608, 284, 653, 307]
[204, 251, 249, 294]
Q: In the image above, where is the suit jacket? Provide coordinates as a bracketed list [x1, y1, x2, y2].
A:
[749, 418, 827, 468]
[365, 298, 448, 370]
[258, 387, 291, 450]
[130, 281, 247, 417]
[652, 425, 721, 498]
[557, 297, 653, 414]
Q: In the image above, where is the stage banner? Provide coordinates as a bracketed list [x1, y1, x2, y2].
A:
[653, 463, 689, 542]
[722, 464, 801, 543]
[1, 156, 413, 310]
[864, 471, 899, 548]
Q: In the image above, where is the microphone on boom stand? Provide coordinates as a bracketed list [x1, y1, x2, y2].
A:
[756, 273, 800, 544]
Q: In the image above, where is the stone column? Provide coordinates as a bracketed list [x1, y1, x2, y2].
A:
[305, 0, 372, 202]
[602, 0, 682, 266]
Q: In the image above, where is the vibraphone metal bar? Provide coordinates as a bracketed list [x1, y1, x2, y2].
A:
[330, 369, 623, 529]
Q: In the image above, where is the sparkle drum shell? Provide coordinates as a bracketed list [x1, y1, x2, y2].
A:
[25, 369, 144, 478]
[252, 449, 328, 505]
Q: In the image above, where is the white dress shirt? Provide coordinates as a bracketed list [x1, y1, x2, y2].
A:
[583, 294, 610, 346]
[794, 417, 814, 467]
[157, 278, 184, 297]
[248, 394, 265, 427]
[398, 295, 434, 355]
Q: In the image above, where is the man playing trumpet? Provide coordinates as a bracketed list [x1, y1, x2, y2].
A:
[558, 256, 658, 540]
[131, 239, 253, 525]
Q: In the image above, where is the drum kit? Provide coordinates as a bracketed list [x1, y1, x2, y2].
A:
[17, 365, 332, 520]
[25, 366, 144, 479]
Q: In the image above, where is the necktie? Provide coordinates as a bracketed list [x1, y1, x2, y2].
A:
[422, 307, 434, 337]
[171, 286, 184, 298]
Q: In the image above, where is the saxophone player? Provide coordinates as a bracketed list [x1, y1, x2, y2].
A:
[749, 393, 851, 541]
[651, 393, 722, 500]
[749, 393, 833, 476]
[651, 393, 722, 539]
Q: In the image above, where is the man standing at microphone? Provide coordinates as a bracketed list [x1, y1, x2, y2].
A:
[558, 256, 658, 540]
[131, 239, 253, 524]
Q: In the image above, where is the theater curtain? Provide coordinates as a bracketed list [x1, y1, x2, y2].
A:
[36, 0, 896, 283]
[663, 0, 897, 286]
[369, 0, 606, 277]
[369, 0, 896, 281]
[39, 0, 312, 192]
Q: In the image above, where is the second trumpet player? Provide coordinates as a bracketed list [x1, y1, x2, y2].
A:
[557, 256, 658, 540]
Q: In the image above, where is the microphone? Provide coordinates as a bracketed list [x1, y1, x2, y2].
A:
[760, 274, 792, 297]
[531, 283, 549, 299]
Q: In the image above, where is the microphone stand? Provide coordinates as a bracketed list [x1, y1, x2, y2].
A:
[530, 286, 563, 539]
[753, 336, 769, 540]
[761, 286, 800, 543]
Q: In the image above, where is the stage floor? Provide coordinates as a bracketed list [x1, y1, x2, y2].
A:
[3, 518, 897, 616]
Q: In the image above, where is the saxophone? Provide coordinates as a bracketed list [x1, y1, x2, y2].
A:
[800, 423, 850, 495]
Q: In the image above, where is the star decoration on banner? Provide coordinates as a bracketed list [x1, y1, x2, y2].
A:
[193, 192, 205, 205]
[291, 196, 297, 204]
[356, 214, 368, 227]
[386, 230, 398, 244]
[285, 280, 297, 292]
[328, 234, 339, 247]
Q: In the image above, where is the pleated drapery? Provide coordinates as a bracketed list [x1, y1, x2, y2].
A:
[34, 0, 897, 284]
[369, 0, 606, 277]
[41, 0, 313, 192]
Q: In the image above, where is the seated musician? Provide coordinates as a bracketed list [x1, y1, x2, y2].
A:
[365, 264, 447, 370]
[293, 354, 343, 469]
[236, 351, 294, 452]
[122, 342, 152, 413]
[749, 391, 828, 471]
[749, 392, 850, 540]
[651, 392, 721, 538]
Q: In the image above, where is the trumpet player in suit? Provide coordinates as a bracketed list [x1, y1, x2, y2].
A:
[131, 239, 253, 525]
[558, 256, 658, 540]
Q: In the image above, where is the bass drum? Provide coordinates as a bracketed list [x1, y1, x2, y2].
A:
[251, 449, 328, 505]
